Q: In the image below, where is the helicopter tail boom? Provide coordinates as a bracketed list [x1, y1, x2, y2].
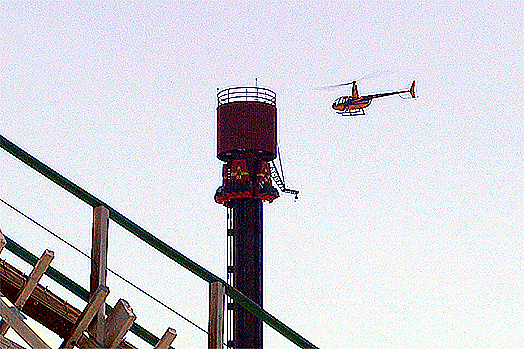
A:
[358, 80, 417, 100]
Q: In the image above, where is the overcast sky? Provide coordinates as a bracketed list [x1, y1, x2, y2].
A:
[1, 1, 524, 348]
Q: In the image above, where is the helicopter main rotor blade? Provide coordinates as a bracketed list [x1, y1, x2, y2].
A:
[315, 70, 394, 90]
[357, 70, 393, 82]
[314, 81, 355, 91]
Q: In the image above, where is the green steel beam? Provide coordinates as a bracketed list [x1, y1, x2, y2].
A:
[0, 134, 318, 349]
[3, 235, 162, 347]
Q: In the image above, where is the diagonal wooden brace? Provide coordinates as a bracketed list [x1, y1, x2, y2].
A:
[0, 249, 54, 336]
[0, 292, 52, 349]
[154, 328, 177, 349]
[60, 285, 109, 349]
[104, 299, 136, 349]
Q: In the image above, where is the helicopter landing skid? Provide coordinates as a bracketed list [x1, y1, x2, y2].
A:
[336, 109, 366, 117]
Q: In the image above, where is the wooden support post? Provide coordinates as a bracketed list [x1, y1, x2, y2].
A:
[0, 250, 54, 335]
[154, 328, 177, 349]
[60, 285, 109, 349]
[208, 281, 225, 349]
[90, 206, 109, 344]
[0, 292, 52, 349]
[104, 299, 136, 349]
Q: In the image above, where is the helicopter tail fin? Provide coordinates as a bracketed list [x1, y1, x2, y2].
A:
[409, 80, 416, 98]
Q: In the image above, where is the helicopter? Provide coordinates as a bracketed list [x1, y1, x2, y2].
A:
[330, 80, 416, 116]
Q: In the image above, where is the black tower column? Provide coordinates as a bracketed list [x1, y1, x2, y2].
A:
[231, 198, 263, 349]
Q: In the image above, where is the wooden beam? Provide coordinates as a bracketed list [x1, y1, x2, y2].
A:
[0, 260, 137, 349]
[0, 293, 52, 349]
[154, 328, 177, 349]
[104, 299, 136, 349]
[208, 281, 225, 349]
[0, 259, 81, 336]
[90, 206, 109, 344]
[60, 285, 109, 349]
[0, 250, 54, 335]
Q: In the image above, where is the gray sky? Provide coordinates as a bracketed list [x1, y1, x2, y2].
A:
[1, 1, 523, 348]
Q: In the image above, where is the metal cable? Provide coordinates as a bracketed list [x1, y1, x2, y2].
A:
[0, 197, 208, 335]
[277, 144, 286, 184]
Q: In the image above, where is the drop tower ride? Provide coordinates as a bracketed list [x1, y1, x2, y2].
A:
[214, 86, 280, 349]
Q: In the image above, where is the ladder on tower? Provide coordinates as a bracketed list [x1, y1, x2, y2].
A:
[269, 161, 299, 200]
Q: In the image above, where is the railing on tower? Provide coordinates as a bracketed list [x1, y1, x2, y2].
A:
[217, 86, 276, 106]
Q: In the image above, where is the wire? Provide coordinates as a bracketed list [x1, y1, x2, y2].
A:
[0, 197, 209, 335]
[276, 144, 286, 184]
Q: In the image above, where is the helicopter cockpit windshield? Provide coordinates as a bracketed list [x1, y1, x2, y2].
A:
[332, 96, 348, 107]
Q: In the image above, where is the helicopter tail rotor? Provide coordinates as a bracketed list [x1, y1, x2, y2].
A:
[409, 80, 416, 98]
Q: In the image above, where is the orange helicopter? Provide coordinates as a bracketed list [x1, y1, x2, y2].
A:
[330, 80, 416, 116]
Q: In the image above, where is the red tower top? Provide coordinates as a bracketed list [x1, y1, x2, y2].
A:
[217, 86, 277, 162]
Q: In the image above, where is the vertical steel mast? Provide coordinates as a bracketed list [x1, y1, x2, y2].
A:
[215, 87, 280, 349]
